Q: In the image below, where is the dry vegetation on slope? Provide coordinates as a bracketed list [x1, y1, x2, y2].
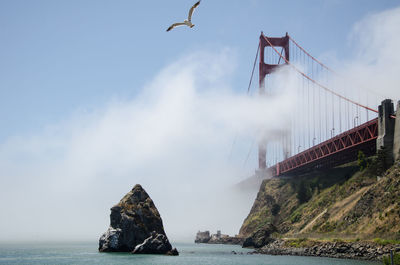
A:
[240, 157, 400, 242]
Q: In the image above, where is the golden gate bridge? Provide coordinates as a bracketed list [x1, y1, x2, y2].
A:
[250, 33, 398, 177]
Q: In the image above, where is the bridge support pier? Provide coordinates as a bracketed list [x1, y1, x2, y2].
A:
[393, 100, 400, 161]
[258, 142, 267, 170]
[377, 99, 395, 165]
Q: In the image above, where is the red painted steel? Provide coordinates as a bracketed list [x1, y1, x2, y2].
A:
[259, 33, 289, 82]
[268, 118, 378, 176]
[258, 33, 290, 170]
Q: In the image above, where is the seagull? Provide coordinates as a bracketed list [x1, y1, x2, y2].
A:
[166, 1, 201, 32]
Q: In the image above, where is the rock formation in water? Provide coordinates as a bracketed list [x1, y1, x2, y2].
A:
[195, 230, 211, 243]
[98, 184, 178, 255]
[195, 230, 244, 245]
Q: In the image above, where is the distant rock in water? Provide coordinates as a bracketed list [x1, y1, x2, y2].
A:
[195, 230, 244, 245]
[195, 230, 211, 243]
[98, 184, 178, 255]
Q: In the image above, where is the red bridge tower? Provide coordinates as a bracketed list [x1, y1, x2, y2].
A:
[258, 33, 290, 170]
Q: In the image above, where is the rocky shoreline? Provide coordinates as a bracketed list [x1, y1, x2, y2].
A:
[206, 236, 244, 245]
[255, 239, 400, 261]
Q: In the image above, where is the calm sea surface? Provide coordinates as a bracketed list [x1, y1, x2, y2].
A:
[0, 242, 380, 265]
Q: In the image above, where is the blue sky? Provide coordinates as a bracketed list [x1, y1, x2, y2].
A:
[1, 1, 400, 241]
[0, 0, 399, 141]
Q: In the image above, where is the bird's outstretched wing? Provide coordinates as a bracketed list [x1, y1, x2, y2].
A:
[166, 22, 186, 32]
[188, 1, 201, 21]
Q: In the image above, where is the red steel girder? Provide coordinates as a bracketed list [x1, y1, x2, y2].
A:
[270, 118, 378, 176]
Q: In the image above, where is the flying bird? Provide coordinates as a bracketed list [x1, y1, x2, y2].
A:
[166, 1, 201, 32]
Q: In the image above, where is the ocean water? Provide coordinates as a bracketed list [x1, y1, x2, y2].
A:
[0, 242, 380, 265]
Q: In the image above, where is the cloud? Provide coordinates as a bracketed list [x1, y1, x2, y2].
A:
[0, 48, 297, 242]
[341, 6, 400, 101]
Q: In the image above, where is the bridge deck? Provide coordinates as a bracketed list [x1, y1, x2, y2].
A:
[269, 118, 378, 176]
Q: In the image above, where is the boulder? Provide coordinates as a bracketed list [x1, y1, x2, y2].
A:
[99, 184, 177, 254]
[242, 223, 276, 248]
[132, 231, 179, 255]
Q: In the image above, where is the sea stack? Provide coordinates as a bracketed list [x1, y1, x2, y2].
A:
[98, 184, 178, 255]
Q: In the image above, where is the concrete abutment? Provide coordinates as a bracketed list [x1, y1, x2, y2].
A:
[393, 100, 400, 161]
[377, 99, 399, 165]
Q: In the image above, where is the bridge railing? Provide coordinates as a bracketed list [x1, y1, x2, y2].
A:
[268, 118, 378, 176]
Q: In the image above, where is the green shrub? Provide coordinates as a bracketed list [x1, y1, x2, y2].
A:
[376, 147, 391, 175]
[271, 203, 281, 216]
[374, 238, 400, 245]
[286, 238, 309, 248]
[319, 221, 337, 232]
[290, 212, 302, 223]
[297, 180, 311, 204]
[358, 151, 368, 171]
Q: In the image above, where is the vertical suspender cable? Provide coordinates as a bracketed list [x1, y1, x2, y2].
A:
[303, 47, 306, 150]
[366, 92, 369, 122]
[332, 92, 334, 136]
[346, 92, 351, 130]
[339, 97, 342, 133]
[312, 60, 315, 145]
[325, 70, 328, 141]
[319, 65, 322, 143]
[307, 77, 310, 147]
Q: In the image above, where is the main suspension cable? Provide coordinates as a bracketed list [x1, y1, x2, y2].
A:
[288, 34, 336, 74]
[262, 34, 378, 114]
[247, 42, 260, 94]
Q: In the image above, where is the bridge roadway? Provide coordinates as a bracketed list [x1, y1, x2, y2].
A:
[269, 118, 378, 177]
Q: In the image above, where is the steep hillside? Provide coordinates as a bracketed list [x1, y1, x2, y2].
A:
[240, 158, 400, 242]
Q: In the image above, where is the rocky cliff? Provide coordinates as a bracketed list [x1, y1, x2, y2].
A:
[99, 184, 178, 255]
[239, 158, 400, 254]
